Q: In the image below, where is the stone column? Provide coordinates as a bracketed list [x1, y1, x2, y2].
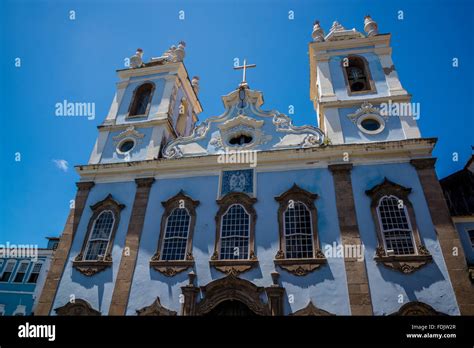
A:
[35, 181, 95, 315]
[329, 164, 373, 315]
[181, 286, 200, 316]
[410, 158, 474, 315]
[108, 178, 155, 315]
[265, 287, 285, 316]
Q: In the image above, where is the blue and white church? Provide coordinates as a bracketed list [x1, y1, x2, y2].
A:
[36, 17, 474, 316]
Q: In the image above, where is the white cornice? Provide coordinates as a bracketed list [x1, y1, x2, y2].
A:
[76, 138, 437, 181]
[309, 33, 391, 53]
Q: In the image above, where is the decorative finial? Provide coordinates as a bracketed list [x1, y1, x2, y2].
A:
[330, 21, 345, 32]
[312, 20, 325, 42]
[162, 41, 186, 63]
[188, 271, 196, 286]
[191, 76, 200, 95]
[364, 15, 379, 37]
[130, 48, 144, 69]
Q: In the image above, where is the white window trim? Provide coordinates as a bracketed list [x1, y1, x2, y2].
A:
[26, 261, 44, 283]
[0, 260, 17, 283]
[376, 195, 417, 255]
[219, 203, 251, 259]
[84, 210, 115, 261]
[11, 260, 30, 284]
[356, 113, 385, 135]
[116, 137, 136, 155]
[160, 207, 191, 261]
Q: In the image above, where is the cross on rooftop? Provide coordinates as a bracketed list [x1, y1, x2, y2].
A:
[234, 59, 256, 87]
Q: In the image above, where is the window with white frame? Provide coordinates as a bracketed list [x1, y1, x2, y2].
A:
[13, 261, 29, 283]
[468, 230, 474, 248]
[0, 260, 16, 282]
[376, 195, 416, 255]
[84, 210, 115, 261]
[160, 208, 191, 260]
[27, 262, 43, 283]
[220, 204, 250, 260]
[284, 202, 314, 259]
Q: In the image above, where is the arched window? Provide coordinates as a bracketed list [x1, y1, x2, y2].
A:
[376, 195, 415, 255]
[150, 191, 199, 276]
[176, 99, 188, 136]
[366, 178, 432, 273]
[210, 192, 258, 275]
[220, 204, 250, 260]
[284, 202, 314, 259]
[73, 194, 125, 276]
[274, 184, 326, 276]
[128, 82, 154, 117]
[84, 210, 115, 260]
[342, 56, 374, 94]
[161, 207, 191, 260]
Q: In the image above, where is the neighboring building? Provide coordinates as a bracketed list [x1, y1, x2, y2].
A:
[440, 155, 474, 282]
[0, 237, 58, 315]
[36, 17, 473, 316]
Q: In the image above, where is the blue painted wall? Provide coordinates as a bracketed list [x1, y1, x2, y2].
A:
[52, 165, 461, 315]
[0, 253, 51, 315]
[351, 162, 460, 315]
[100, 127, 153, 163]
[116, 75, 167, 124]
[337, 106, 406, 143]
[51, 182, 136, 315]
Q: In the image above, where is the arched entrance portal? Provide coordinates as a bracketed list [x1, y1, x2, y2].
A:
[204, 299, 258, 316]
[194, 274, 271, 316]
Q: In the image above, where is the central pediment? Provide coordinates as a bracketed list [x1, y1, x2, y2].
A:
[162, 86, 325, 159]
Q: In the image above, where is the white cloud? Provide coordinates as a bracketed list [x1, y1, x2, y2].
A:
[53, 159, 69, 172]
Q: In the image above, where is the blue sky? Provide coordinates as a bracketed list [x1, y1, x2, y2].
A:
[1, 0, 473, 245]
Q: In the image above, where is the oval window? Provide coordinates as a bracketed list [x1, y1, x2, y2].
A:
[229, 134, 253, 146]
[360, 118, 381, 132]
[118, 139, 135, 153]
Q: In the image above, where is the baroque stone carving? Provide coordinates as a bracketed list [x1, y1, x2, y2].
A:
[291, 301, 335, 316]
[347, 101, 388, 125]
[162, 87, 325, 159]
[390, 301, 445, 316]
[367, 178, 433, 273]
[150, 191, 199, 276]
[273, 184, 326, 276]
[136, 297, 177, 316]
[112, 126, 145, 146]
[73, 194, 125, 276]
[55, 299, 101, 316]
[364, 15, 379, 37]
[210, 192, 258, 275]
[195, 274, 271, 316]
[312, 20, 325, 42]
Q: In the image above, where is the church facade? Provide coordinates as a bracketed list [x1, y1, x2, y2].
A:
[36, 17, 474, 316]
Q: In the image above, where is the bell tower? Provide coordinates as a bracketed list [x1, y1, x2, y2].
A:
[309, 17, 420, 145]
[88, 42, 203, 164]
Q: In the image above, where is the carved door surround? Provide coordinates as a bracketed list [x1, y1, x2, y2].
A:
[181, 274, 285, 316]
